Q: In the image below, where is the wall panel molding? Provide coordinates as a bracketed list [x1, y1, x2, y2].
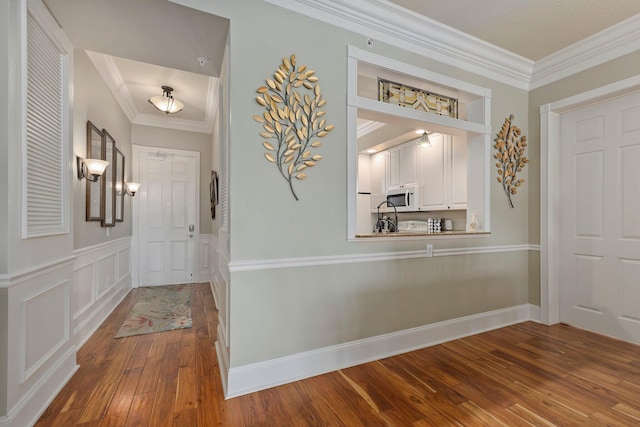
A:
[3, 258, 77, 427]
[20, 279, 70, 383]
[73, 237, 132, 348]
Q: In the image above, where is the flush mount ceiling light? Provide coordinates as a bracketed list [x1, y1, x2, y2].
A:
[148, 85, 184, 114]
[417, 131, 432, 148]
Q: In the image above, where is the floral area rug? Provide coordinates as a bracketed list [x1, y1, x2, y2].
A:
[115, 284, 192, 338]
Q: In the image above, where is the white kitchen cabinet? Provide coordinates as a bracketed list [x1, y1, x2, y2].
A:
[369, 150, 388, 212]
[418, 134, 467, 211]
[357, 153, 371, 194]
[449, 136, 467, 209]
[388, 142, 417, 190]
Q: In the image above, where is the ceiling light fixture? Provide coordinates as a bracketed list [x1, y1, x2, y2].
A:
[418, 131, 432, 148]
[148, 85, 184, 114]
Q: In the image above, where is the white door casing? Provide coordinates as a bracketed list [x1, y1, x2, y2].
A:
[541, 75, 640, 342]
[133, 146, 200, 287]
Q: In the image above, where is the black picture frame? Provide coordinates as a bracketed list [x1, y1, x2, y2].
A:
[101, 130, 116, 227]
[210, 170, 219, 219]
[115, 148, 125, 222]
[86, 121, 104, 222]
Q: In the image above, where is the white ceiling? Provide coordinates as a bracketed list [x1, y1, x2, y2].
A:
[387, 0, 640, 61]
[40, 0, 640, 134]
[43, 0, 229, 133]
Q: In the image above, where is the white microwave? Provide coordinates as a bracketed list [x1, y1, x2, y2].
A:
[386, 186, 419, 212]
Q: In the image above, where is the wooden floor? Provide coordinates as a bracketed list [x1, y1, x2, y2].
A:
[36, 283, 640, 426]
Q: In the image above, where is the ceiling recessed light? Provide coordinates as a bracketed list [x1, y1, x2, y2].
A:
[366, 149, 376, 153]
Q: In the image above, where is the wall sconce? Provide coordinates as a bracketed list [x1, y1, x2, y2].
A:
[77, 156, 109, 182]
[124, 182, 141, 197]
[148, 85, 184, 114]
[417, 130, 432, 148]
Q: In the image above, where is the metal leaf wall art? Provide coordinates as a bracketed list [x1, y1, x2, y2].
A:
[253, 54, 334, 200]
[494, 114, 528, 208]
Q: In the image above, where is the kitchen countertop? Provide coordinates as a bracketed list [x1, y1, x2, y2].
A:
[356, 231, 490, 238]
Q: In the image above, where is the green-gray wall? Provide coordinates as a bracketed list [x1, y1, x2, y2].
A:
[174, 0, 533, 367]
[73, 49, 133, 249]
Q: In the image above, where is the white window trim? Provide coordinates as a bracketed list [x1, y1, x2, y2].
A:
[346, 46, 492, 240]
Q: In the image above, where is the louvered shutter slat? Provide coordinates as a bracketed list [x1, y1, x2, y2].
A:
[24, 12, 67, 236]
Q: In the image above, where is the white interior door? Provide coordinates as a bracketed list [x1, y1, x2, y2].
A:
[559, 92, 640, 343]
[136, 147, 199, 286]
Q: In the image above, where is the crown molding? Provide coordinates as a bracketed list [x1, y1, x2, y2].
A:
[265, 0, 640, 91]
[264, 0, 533, 90]
[356, 120, 385, 138]
[86, 51, 217, 134]
[530, 13, 640, 89]
[85, 51, 138, 122]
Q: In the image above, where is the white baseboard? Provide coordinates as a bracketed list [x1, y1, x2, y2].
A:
[226, 303, 538, 398]
[73, 282, 130, 349]
[528, 303, 541, 322]
[215, 323, 231, 398]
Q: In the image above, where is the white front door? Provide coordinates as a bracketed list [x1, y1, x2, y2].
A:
[135, 146, 199, 286]
[559, 92, 640, 343]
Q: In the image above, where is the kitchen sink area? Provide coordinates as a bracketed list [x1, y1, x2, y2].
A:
[356, 219, 488, 238]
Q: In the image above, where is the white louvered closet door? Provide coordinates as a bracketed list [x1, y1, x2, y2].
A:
[24, 12, 69, 237]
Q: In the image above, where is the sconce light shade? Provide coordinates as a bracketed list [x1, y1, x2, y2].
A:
[124, 182, 141, 197]
[418, 131, 432, 148]
[77, 157, 109, 182]
[148, 85, 184, 114]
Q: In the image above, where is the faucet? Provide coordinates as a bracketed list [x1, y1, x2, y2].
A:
[376, 200, 398, 233]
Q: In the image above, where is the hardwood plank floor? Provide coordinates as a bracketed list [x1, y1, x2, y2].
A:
[36, 283, 640, 426]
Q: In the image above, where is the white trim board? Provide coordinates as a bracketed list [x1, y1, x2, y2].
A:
[225, 303, 539, 398]
[229, 244, 540, 272]
[265, 0, 640, 90]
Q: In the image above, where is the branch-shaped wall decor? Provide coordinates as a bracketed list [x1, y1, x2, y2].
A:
[494, 114, 528, 208]
[253, 54, 334, 201]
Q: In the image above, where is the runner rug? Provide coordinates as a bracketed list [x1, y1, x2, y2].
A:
[115, 284, 192, 338]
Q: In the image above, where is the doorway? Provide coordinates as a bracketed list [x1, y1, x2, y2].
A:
[541, 76, 640, 344]
[133, 145, 200, 286]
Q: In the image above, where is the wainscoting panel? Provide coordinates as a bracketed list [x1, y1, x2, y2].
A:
[202, 232, 231, 396]
[96, 253, 116, 299]
[73, 237, 132, 348]
[118, 247, 130, 282]
[21, 279, 69, 382]
[199, 235, 212, 284]
[72, 262, 95, 320]
[3, 258, 77, 427]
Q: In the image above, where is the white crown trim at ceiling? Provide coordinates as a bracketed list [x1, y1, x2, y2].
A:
[357, 120, 385, 139]
[85, 51, 218, 134]
[264, 0, 640, 90]
[530, 13, 640, 89]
